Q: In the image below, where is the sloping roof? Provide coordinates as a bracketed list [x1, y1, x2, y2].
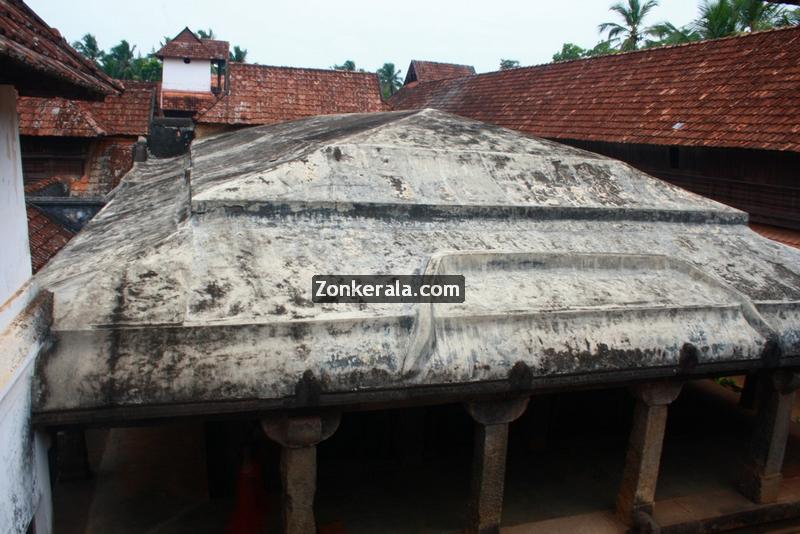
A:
[26, 205, 73, 272]
[31, 110, 800, 424]
[751, 223, 800, 249]
[0, 0, 120, 98]
[391, 27, 800, 153]
[404, 60, 476, 85]
[155, 28, 229, 61]
[17, 81, 155, 137]
[197, 63, 386, 125]
[159, 88, 218, 114]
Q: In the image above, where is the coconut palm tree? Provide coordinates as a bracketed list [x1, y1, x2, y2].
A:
[647, 22, 701, 46]
[72, 33, 104, 64]
[598, 0, 661, 51]
[693, 0, 739, 39]
[734, 0, 784, 31]
[230, 46, 248, 63]
[779, 8, 800, 26]
[377, 63, 402, 99]
[101, 40, 137, 79]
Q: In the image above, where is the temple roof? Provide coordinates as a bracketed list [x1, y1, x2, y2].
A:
[32, 109, 800, 424]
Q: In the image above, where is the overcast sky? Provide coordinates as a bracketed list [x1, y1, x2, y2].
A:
[29, 0, 702, 73]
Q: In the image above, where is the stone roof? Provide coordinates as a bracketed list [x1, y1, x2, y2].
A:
[0, 0, 120, 98]
[197, 62, 386, 125]
[391, 27, 800, 152]
[17, 81, 155, 137]
[32, 109, 800, 424]
[155, 28, 229, 61]
[404, 60, 476, 85]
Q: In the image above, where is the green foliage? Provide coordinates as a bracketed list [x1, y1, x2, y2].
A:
[694, 0, 740, 38]
[72, 33, 103, 63]
[230, 45, 248, 63]
[101, 40, 136, 79]
[552, 40, 618, 62]
[332, 60, 366, 72]
[377, 63, 402, 99]
[778, 7, 800, 26]
[332, 60, 357, 71]
[72, 28, 253, 82]
[715, 377, 742, 392]
[646, 22, 701, 46]
[554, 0, 798, 63]
[499, 59, 520, 70]
[692, 0, 790, 39]
[130, 54, 162, 82]
[599, 0, 661, 50]
[734, 0, 785, 31]
[585, 39, 618, 56]
[552, 43, 586, 62]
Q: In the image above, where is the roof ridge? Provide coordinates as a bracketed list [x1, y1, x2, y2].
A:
[523, 25, 800, 71]
[411, 59, 475, 67]
[229, 62, 379, 76]
[394, 25, 800, 92]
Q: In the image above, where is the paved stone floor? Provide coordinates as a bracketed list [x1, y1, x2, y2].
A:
[52, 379, 800, 533]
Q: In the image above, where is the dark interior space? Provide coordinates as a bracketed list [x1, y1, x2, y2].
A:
[50, 379, 800, 533]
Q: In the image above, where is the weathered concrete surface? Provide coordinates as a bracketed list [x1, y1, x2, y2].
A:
[30, 109, 800, 421]
[0, 291, 53, 533]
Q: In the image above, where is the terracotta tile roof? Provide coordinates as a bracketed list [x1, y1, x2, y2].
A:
[197, 63, 386, 125]
[156, 28, 229, 61]
[24, 174, 69, 195]
[17, 80, 155, 137]
[750, 223, 800, 248]
[391, 27, 800, 153]
[404, 60, 476, 85]
[0, 0, 120, 98]
[26, 204, 74, 272]
[159, 88, 218, 114]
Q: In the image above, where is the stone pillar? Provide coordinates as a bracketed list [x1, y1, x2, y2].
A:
[616, 382, 682, 530]
[133, 136, 148, 162]
[261, 413, 341, 534]
[464, 397, 529, 534]
[740, 370, 800, 504]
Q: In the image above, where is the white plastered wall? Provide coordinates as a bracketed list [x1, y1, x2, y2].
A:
[162, 58, 212, 92]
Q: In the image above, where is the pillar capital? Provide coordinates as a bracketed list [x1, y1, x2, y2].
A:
[630, 381, 683, 407]
[465, 396, 530, 426]
[261, 412, 340, 449]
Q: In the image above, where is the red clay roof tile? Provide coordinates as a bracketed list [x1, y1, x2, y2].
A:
[750, 223, 800, 248]
[197, 63, 386, 125]
[390, 27, 800, 152]
[0, 0, 120, 97]
[17, 80, 155, 137]
[26, 204, 74, 272]
[404, 60, 476, 85]
[155, 28, 229, 61]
